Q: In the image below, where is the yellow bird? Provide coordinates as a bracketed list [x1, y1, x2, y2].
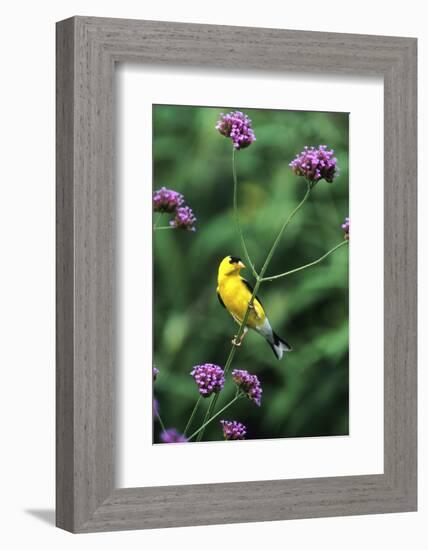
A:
[216, 255, 292, 360]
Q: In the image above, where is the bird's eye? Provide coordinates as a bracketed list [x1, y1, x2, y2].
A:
[229, 256, 242, 264]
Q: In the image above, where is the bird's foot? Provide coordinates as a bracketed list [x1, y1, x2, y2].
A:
[231, 336, 242, 347]
[232, 327, 248, 347]
[248, 301, 261, 319]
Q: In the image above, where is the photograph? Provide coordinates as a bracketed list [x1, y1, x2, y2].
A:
[152, 105, 349, 443]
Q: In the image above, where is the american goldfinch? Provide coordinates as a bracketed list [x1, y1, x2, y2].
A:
[216, 255, 292, 360]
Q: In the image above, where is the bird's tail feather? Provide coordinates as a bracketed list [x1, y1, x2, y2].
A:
[267, 332, 292, 361]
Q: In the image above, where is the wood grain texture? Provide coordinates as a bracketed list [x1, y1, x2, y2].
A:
[56, 17, 76, 532]
[56, 16, 417, 533]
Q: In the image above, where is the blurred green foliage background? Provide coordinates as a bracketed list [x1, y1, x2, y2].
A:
[153, 105, 349, 443]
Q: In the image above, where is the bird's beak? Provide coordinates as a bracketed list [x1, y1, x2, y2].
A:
[238, 261, 246, 269]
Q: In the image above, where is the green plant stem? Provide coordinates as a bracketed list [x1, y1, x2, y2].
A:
[196, 401, 212, 441]
[153, 213, 162, 229]
[257, 182, 312, 282]
[188, 394, 242, 441]
[197, 182, 312, 441]
[232, 149, 259, 278]
[184, 396, 202, 436]
[261, 240, 348, 282]
[154, 226, 174, 230]
[156, 411, 166, 433]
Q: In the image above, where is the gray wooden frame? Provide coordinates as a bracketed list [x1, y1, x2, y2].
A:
[56, 16, 417, 533]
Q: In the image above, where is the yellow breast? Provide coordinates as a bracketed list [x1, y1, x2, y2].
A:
[217, 276, 265, 329]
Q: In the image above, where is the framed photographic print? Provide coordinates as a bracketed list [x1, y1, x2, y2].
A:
[56, 16, 417, 532]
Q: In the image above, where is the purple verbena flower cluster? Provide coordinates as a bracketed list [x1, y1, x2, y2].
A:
[342, 216, 349, 240]
[160, 428, 187, 443]
[289, 145, 338, 184]
[153, 187, 184, 213]
[169, 205, 197, 232]
[216, 111, 256, 150]
[190, 363, 225, 398]
[220, 420, 247, 440]
[153, 367, 159, 381]
[232, 369, 262, 406]
[153, 187, 197, 231]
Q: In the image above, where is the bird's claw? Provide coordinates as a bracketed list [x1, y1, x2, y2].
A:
[231, 336, 242, 347]
[248, 301, 261, 320]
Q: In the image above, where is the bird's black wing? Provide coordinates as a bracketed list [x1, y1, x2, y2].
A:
[242, 278, 264, 308]
[216, 289, 226, 309]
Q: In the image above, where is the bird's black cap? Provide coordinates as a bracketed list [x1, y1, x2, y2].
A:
[229, 256, 242, 264]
